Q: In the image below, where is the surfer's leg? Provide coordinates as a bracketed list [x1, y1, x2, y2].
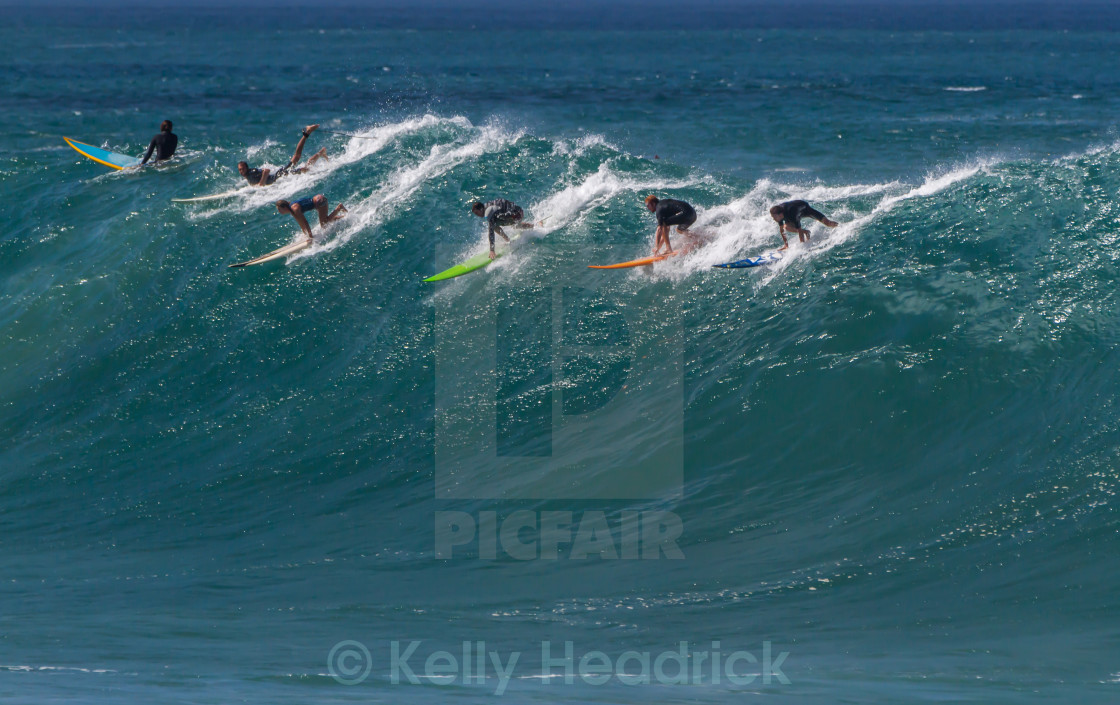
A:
[310, 195, 331, 228]
[327, 203, 348, 221]
[305, 147, 328, 166]
[675, 210, 697, 234]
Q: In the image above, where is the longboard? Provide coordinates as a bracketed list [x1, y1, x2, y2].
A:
[713, 250, 784, 268]
[63, 137, 141, 170]
[172, 188, 248, 203]
[228, 239, 312, 268]
[588, 252, 675, 269]
[424, 231, 525, 282]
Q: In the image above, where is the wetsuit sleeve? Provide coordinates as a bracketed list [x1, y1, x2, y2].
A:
[140, 136, 157, 165]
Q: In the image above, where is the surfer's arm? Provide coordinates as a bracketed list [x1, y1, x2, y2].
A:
[256, 168, 271, 186]
[777, 224, 789, 249]
[139, 137, 157, 166]
[488, 215, 510, 242]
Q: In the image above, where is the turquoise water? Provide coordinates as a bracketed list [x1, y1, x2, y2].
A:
[4, 5, 1120, 703]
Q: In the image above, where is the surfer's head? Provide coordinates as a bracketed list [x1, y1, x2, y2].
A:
[276, 200, 291, 213]
[769, 205, 784, 223]
[160, 120, 173, 133]
[645, 194, 659, 212]
[237, 161, 249, 176]
[471, 202, 485, 217]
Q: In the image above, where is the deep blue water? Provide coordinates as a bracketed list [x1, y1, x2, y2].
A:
[3, 3, 1120, 703]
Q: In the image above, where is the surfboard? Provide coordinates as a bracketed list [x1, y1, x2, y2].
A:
[713, 250, 784, 268]
[63, 137, 141, 170]
[423, 231, 525, 282]
[228, 239, 312, 268]
[172, 188, 248, 203]
[588, 252, 674, 269]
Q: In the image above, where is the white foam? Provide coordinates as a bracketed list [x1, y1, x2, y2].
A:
[531, 161, 705, 236]
[299, 123, 524, 257]
[189, 115, 469, 222]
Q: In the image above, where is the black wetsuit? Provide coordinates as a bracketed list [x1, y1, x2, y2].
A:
[243, 165, 289, 186]
[654, 199, 697, 229]
[774, 200, 826, 230]
[482, 199, 524, 248]
[140, 131, 178, 165]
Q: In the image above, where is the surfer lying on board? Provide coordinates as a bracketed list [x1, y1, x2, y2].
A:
[769, 200, 838, 249]
[139, 120, 177, 166]
[471, 199, 536, 260]
[645, 195, 697, 255]
[238, 124, 328, 187]
[276, 195, 347, 240]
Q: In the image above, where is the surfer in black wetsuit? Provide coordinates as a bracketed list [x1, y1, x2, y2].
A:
[276, 194, 347, 240]
[470, 199, 536, 260]
[139, 120, 177, 166]
[645, 195, 697, 255]
[238, 124, 329, 187]
[769, 200, 839, 249]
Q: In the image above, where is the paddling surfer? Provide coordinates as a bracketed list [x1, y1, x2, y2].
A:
[470, 199, 536, 260]
[139, 120, 177, 166]
[239, 124, 328, 187]
[276, 195, 347, 240]
[769, 200, 838, 249]
[645, 195, 697, 255]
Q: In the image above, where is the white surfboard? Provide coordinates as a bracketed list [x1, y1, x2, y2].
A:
[228, 238, 312, 268]
[172, 188, 249, 203]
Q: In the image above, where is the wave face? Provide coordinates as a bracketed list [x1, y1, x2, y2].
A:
[3, 19, 1120, 705]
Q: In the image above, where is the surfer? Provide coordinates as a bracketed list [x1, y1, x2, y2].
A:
[769, 200, 838, 249]
[139, 120, 177, 166]
[471, 199, 535, 260]
[238, 124, 328, 187]
[276, 195, 347, 240]
[645, 195, 697, 255]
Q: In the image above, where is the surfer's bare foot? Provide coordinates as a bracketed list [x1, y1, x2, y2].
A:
[305, 124, 319, 134]
[778, 245, 789, 251]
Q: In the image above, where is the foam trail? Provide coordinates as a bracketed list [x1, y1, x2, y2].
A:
[531, 161, 708, 236]
[657, 163, 992, 282]
[190, 115, 469, 218]
[298, 124, 524, 257]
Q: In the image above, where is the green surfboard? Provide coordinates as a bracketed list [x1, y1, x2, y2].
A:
[424, 231, 525, 282]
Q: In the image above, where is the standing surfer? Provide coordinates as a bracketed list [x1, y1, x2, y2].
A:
[276, 195, 347, 240]
[645, 195, 697, 255]
[139, 120, 177, 166]
[239, 124, 329, 186]
[769, 200, 838, 249]
[470, 199, 536, 260]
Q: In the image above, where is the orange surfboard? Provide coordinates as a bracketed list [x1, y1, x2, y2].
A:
[588, 252, 676, 269]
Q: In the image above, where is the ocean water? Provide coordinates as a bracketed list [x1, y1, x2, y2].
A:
[3, 2, 1120, 703]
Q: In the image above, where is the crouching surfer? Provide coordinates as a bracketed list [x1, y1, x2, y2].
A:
[276, 195, 347, 240]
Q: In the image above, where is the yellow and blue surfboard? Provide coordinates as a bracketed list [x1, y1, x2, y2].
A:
[63, 137, 142, 170]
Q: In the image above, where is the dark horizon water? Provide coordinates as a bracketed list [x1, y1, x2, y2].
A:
[3, 2, 1120, 704]
[8, 0, 1120, 31]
